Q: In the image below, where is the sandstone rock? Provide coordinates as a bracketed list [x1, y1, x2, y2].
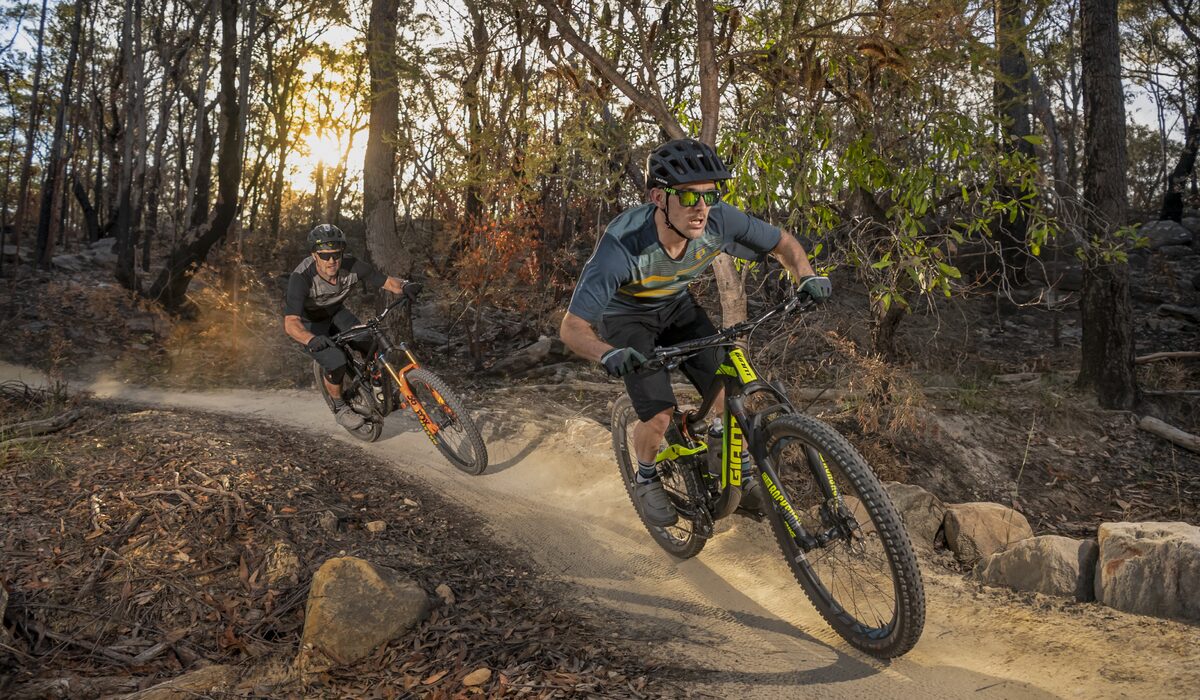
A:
[436, 583, 455, 605]
[1095, 521, 1200, 622]
[1182, 216, 1200, 235]
[489, 336, 569, 375]
[298, 557, 429, 671]
[944, 502, 1034, 565]
[50, 254, 86, 272]
[1157, 244, 1196, 259]
[1140, 220, 1193, 249]
[366, 520, 387, 533]
[126, 665, 238, 700]
[265, 541, 302, 586]
[975, 535, 1097, 601]
[883, 482, 946, 551]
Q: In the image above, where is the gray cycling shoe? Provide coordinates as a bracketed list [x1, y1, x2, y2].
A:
[635, 480, 678, 527]
[335, 404, 366, 430]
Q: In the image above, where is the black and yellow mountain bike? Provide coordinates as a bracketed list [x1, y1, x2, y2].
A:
[612, 292, 925, 658]
[314, 296, 488, 475]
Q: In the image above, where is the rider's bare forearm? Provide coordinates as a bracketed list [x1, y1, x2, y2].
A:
[771, 231, 817, 280]
[559, 312, 613, 363]
[284, 315, 315, 346]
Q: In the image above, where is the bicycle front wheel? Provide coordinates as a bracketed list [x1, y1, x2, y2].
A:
[762, 413, 924, 658]
[406, 368, 488, 474]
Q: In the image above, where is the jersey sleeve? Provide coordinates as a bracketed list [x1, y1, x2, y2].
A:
[710, 203, 782, 261]
[284, 270, 310, 317]
[566, 235, 636, 324]
[346, 257, 388, 290]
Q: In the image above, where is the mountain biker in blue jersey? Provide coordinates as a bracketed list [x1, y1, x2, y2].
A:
[559, 138, 831, 527]
[283, 224, 418, 429]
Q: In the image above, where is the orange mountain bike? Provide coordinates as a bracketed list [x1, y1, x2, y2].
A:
[313, 296, 488, 474]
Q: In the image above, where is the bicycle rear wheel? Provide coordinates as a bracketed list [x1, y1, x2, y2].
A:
[611, 396, 708, 559]
[406, 368, 488, 474]
[762, 413, 924, 658]
[312, 360, 383, 442]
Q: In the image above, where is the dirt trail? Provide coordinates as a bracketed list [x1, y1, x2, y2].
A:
[4, 360, 1196, 699]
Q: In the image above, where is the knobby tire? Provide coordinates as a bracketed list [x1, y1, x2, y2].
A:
[406, 368, 488, 475]
[762, 413, 925, 658]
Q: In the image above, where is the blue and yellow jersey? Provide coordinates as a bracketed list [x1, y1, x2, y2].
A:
[567, 202, 782, 324]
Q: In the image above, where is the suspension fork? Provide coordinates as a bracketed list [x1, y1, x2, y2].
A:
[746, 423, 822, 552]
[377, 341, 446, 440]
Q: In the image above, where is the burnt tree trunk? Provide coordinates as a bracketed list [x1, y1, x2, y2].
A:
[1159, 94, 1199, 222]
[148, 0, 243, 312]
[35, 0, 87, 267]
[1077, 0, 1138, 409]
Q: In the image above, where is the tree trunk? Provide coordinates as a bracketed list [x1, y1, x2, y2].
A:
[1159, 92, 1199, 222]
[363, 0, 405, 273]
[148, 0, 243, 313]
[462, 1, 486, 226]
[12, 0, 50, 255]
[35, 0, 87, 267]
[1077, 0, 1138, 409]
[113, 0, 139, 288]
[993, 0, 1035, 283]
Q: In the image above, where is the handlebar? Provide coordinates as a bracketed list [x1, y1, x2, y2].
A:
[329, 292, 415, 345]
[637, 292, 817, 373]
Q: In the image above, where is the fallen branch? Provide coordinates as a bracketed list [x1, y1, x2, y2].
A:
[9, 611, 137, 666]
[0, 408, 82, 443]
[1137, 416, 1200, 454]
[1136, 351, 1200, 365]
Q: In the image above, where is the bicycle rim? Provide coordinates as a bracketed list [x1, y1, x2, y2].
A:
[763, 414, 924, 658]
[406, 368, 488, 474]
[611, 397, 707, 559]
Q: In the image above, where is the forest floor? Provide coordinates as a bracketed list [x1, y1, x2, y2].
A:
[1, 235, 1198, 697]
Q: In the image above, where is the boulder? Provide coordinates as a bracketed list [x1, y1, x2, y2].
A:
[882, 482, 945, 551]
[1180, 216, 1200, 235]
[126, 665, 238, 700]
[1157, 244, 1196, 259]
[1095, 521, 1200, 622]
[50, 254, 86, 272]
[489, 335, 569, 375]
[975, 535, 1098, 601]
[944, 502, 1034, 565]
[1139, 220, 1193, 249]
[297, 556, 429, 671]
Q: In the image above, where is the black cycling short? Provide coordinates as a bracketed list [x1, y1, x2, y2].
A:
[597, 293, 721, 422]
[301, 307, 371, 376]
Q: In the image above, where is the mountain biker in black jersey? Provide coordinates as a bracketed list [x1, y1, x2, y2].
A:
[283, 224, 418, 430]
[559, 138, 832, 527]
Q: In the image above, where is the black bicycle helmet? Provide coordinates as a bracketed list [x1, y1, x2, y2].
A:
[645, 138, 731, 188]
[308, 223, 346, 251]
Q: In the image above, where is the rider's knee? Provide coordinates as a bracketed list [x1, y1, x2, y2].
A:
[324, 365, 346, 385]
[642, 408, 673, 434]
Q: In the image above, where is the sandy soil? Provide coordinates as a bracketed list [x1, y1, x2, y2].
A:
[2, 360, 1197, 699]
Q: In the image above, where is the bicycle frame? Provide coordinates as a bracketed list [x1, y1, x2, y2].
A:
[652, 297, 842, 552]
[330, 298, 452, 443]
